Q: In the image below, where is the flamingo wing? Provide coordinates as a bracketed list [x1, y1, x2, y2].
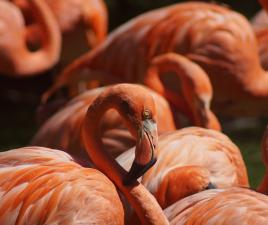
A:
[165, 187, 268, 225]
[0, 147, 124, 225]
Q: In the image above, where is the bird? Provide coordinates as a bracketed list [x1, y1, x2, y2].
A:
[164, 187, 268, 225]
[0, 0, 61, 76]
[0, 83, 170, 225]
[12, 0, 108, 66]
[0, 146, 166, 225]
[43, 1, 268, 117]
[130, 125, 268, 225]
[43, 53, 221, 130]
[32, 84, 176, 159]
[117, 126, 249, 209]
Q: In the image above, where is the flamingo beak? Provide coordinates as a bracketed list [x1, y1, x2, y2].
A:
[204, 182, 217, 190]
[123, 119, 158, 185]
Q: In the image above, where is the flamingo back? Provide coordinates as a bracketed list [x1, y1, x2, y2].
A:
[0, 147, 124, 225]
[117, 127, 248, 207]
[165, 187, 268, 225]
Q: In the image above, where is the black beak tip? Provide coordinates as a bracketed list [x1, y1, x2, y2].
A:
[123, 157, 157, 186]
[204, 182, 217, 190]
[123, 176, 135, 186]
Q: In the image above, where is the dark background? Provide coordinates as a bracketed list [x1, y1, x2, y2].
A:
[0, 0, 265, 187]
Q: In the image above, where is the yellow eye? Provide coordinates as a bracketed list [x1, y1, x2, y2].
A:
[143, 109, 151, 119]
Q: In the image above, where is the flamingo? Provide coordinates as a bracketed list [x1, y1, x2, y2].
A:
[125, 125, 268, 225]
[0, 83, 170, 224]
[43, 53, 220, 130]
[12, 0, 108, 65]
[164, 187, 268, 225]
[32, 84, 176, 159]
[162, 125, 268, 224]
[117, 126, 249, 209]
[2, 150, 266, 224]
[43, 2, 268, 117]
[0, 0, 61, 76]
[0, 146, 166, 225]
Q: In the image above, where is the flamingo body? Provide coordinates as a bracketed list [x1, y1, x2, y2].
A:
[165, 187, 268, 225]
[32, 85, 175, 159]
[0, 0, 61, 76]
[13, 0, 108, 65]
[47, 2, 268, 117]
[0, 84, 172, 225]
[117, 127, 249, 208]
[0, 147, 124, 225]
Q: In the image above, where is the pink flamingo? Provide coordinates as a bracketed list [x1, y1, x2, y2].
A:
[32, 84, 176, 159]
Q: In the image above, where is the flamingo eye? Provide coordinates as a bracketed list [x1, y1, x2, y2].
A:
[142, 109, 151, 119]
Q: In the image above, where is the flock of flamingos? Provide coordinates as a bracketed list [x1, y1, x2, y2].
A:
[3, 0, 268, 224]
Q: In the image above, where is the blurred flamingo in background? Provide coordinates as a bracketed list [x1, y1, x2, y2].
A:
[0, 0, 61, 76]
[144, 54, 220, 130]
[12, 0, 108, 65]
[43, 2, 268, 118]
[32, 84, 176, 159]
[0, 83, 170, 225]
[43, 53, 221, 130]
[117, 126, 249, 208]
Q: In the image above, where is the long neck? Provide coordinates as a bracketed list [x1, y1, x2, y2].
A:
[41, 48, 106, 103]
[241, 25, 268, 98]
[82, 93, 169, 225]
[144, 53, 221, 130]
[13, 0, 61, 76]
[243, 64, 268, 97]
[83, 0, 108, 47]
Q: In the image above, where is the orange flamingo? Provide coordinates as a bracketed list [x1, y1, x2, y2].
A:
[43, 2, 268, 117]
[0, 83, 169, 224]
[117, 126, 249, 209]
[12, 0, 108, 65]
[164, 187, 268, 225]
[0, 0, 61, 76]
[44, 53, 221, 130]
[32, 84, 176, 159]
[129, 125, 268, 225]
[0, 146, 166, 225]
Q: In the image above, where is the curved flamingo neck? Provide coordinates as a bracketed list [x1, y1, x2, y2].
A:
[144, 53, 220, 130]
[82, 87, 169, 225]
[13, 0, 61, 75]
[83, 0, 108, 47]
[243, 67, 268, 98]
